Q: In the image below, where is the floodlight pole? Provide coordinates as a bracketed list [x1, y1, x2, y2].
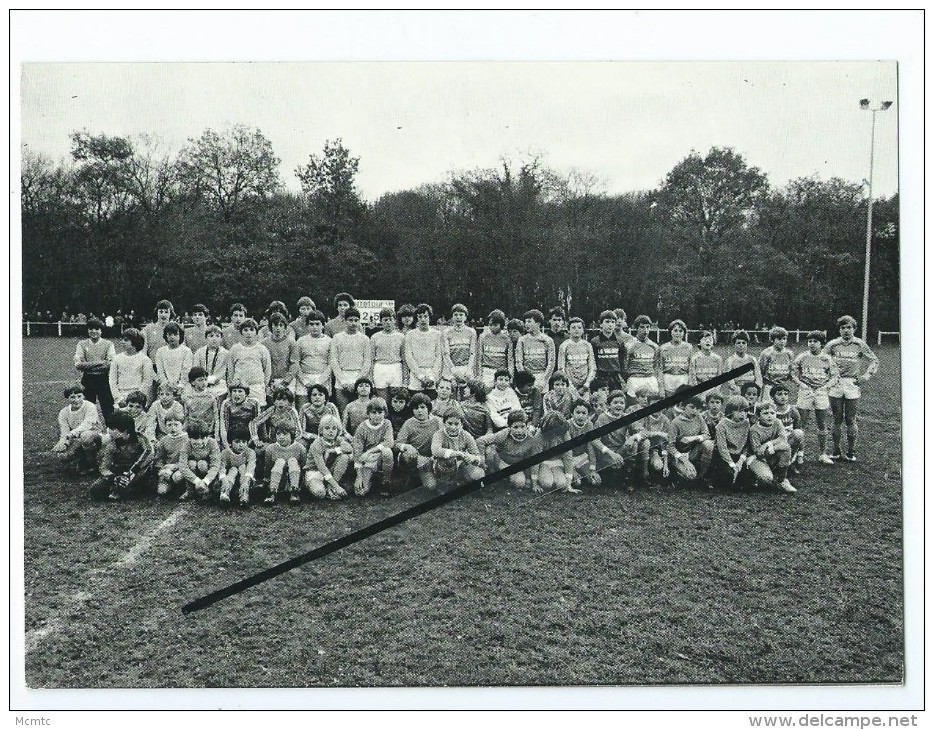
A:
[860, 100, 892, 339]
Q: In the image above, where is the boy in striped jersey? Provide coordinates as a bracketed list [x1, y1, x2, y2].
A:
[689, 330, 723, 390]
[724, 329, 763, 397]
[624, 315, 660, 401]
[442, 303, 477, 390]
[371, 307, 406, 402]
[823, 315, 880, 461]
[477, 309, 514, 388]
[759, 326, 795, 399]
[557, 317, 596, 396]
[516, 309, 556, 392]
[590, 310, 625, 393]
[405, 303, 443, 397]
[658, 319, 693, 397]
[792, 330, 840, 464]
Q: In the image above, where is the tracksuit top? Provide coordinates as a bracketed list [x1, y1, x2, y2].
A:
[299, 402, 341, 438]
[100, 433, 153, 477]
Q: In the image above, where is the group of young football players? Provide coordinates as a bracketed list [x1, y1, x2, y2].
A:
[53, 294, 880, 505]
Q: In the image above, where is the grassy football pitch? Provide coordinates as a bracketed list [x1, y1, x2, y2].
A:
[21, 338, 904, 688]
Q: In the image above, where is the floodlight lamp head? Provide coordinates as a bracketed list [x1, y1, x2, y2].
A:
[880, 101, 893, 110]
[859, 98, 870, 110]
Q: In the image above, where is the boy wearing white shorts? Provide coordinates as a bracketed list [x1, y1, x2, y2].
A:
[371, 307, 405, 402]
[625, 315, 660, 400]
[791, 330, 840, 465]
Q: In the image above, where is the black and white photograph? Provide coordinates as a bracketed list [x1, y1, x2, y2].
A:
[11, 9, 923, 717]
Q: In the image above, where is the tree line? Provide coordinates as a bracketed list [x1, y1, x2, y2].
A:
[21, 127, 899, 332]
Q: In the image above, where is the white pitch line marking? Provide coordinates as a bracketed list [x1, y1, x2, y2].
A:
[25, 506, 188, 654]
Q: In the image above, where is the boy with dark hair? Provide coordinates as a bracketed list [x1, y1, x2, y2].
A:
[567, 400, 600, 487]
[516, 309, 556, 393]
[395, 393, 443, 490]
[155, 322, 194, 393]
[183, 366, 217, 437]
[222, 303, 248, 350]
[74, 317, 116, 418]
[154, 412, 188, 497]
[404, 304, 443, 396]
[487, 369, 522, 430]
[217, 428, 256, 507]
[625, 315, 660, 400]
[771, 383, 804, 471]
[477, 309, 514, 387]
[724, 329, 762, 397]
[89, 411, 153, 501]
[476, 410, 542, 490]
[294, 309, 332, 410]
[342, 376, 374, 436]
[792, 330, 840, 465]
[688, 330, 723, 389]
[325, 292, 355, 338]
[614, 308, 638, 347]
[667, 395, 714, 483]
[823, 314, 880, 461]
[442, 303, 478, 389]
[371, 307, 406, 402]
[109, 328, 153, 408]
[658, 319, 693, 398]
[330, 307, 372, 414]
[263, 312, 299, 392]
[52, 384, 102, 472]
[512, 370, 544, 429]
[703, 391, 725, 432]
[546, 306, 568, 351]
[192, 324, 228, 402]
[143, 299, 174, 362]
[226, 318, 272, 407]
[220, 382, 260, 449]
[710, 395, 751, 489]
[543, 371, 577, 419]
[186, 304, 211, 353]
[591, 310, 625, 393]
[263, 424, 305, 505]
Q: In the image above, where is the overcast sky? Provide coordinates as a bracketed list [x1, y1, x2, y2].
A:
[20, 60, 898, 202]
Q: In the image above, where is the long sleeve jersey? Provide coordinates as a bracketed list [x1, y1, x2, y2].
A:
[154, 344, 194, 390]
[324, 316, 348, 338]
[226, 342, 272, 388]
[250, 405, 302, 444]
[294, 334, 332, 384]
[154, 432, 189, 469]
[183, 390, 218, 434]
[590, 334, 625, 376]
[714, 417, 751, 461]
[289, 316, 311, 341]
[221, 397, 260, 446]
[74, 337, 115, 375]
[557, 338, 597, 389]
[442, 326, 477, 373]
[263, 441, 305, 467]
[724, 352, 762, 389]
[192, 345, 229, 384]
[487, 387, 522, 429]
[515, 332, 556, 379]
[749, 420, 790, 457]
[57, 401, 101, 439]
[100, 432, 153, 477]
[342, 399, 371, 436]
[659, 341, 693, 376]
[263, 335, 298, 382]
[689, 350, 724, 385]
[179, 437, 221, 482]
[477, 330, 514, 373]
[145, 399, 185, 441]
[371, 330, 406, 365]
[823, 337, 880, 379]
[219, 446, 257, 478]
[758, 346, 795, 387]
[593, 409, 629, 452]
[431, 429, 481, 473]
[792, 352, 840, 390]
[299, 401, 341, 439]
[330, 331, 373, 388]
[476, 429, 543, 466]
[626, 338, 660, 378]
[109, 351, 154, 398]
[774, 405, 802, 435]
[396, 415, 442, 456]
[352, 419, 394, 461]
[667, 412, 711, 455]
[404, 328, 443, 382]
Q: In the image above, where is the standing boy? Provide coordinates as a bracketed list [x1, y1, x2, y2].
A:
[689, 330, 724, 390]
[74, 317, 116, 418]
[625, 315, 660, 400]
[557, 316, 596, 395]
[330, 306, 373, 414]
[404, 304, 443, 397]
[658, 319, 693, 397]
[515, 309, 556, 393]
[226, 319, 272, 407]
[792, 330, 840, 465]
[370, 307, 406, 402]
[442, 303, 477, 389]
[724, 329, 763, 397]
[477, 309, 514, 388]
[222, 304, 248, 350]
[325, 293, 355, 337]
[759, 326, 795, 398]
[591, 310, 626, 393]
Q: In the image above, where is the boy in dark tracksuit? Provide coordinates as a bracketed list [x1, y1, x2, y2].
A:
[90, 411, 153, 500]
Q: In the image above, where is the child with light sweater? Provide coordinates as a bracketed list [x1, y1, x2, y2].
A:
[226, 318, 272, 407]
[51, 384, 102, 471]
[352, 397, 394, 496]
[109, 328, 154, 407]
[154, 322, 194, 393]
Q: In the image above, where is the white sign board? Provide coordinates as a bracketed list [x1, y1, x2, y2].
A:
[355, 299, 396, 327]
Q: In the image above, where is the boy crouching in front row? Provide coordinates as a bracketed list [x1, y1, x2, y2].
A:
[178, 422, 221, 501]
[218, 428, 257, 507]
[89, 411, 153, 501]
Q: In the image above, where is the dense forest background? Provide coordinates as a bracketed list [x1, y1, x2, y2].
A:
[21, 127, 899, 331]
